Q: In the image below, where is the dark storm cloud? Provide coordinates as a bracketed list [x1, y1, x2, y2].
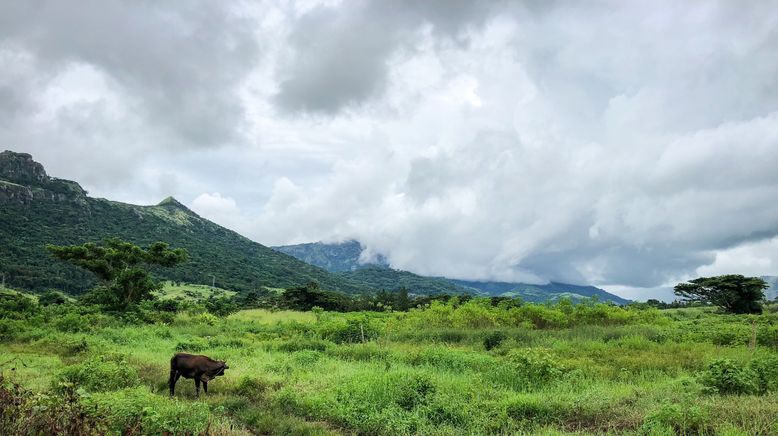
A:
[273, 0, 502, 114]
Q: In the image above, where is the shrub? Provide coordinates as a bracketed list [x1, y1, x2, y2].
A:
[234, 376, 270, 400]
[321, 318, 380, 344]
[505, 348, 564, 387]
[0, 319, 27, 341]
[57, 355, 139, 393]
[483, 330, 508, 351]
[643, 402, 711, 434]
[0, 374, 106, 435]
[513, 305, 567, 329]
[85, 386, 211, 434]
[748, 355, 778, 394]
[394, 373, 436, 410]
[699, 358, 757, 395]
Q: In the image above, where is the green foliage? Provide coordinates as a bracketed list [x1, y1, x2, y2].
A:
[699, 358, 758, 395]
[748, 355, 778, 394]
[394, 373, 436, 410]
[504, 348, 564, 388]
[0, 177, 371, 295]
[483, 330, 507, 350]
[57, 355, 139, 393]
[1, 296, 778, 435]
[47, 238, 188, 311]
[675, 275, 767, 314]
[320, 316, 380, 344]
[38, 289, 67, 306]
[0, 375, 106, 435]
[643, 402, 711, 435]
[337, 265, 469, 295]
[85, 386, 212, 434]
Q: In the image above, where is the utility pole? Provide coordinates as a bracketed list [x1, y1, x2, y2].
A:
[211, 275, 216, 289]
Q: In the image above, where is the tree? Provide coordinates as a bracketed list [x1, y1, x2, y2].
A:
[394, 287, 410, 311]
[674, 274, 767, 314]
[47, 238, 188, 310]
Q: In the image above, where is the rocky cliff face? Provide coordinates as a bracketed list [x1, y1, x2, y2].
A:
[0, 150, 88, 206]
[0, 150, 49, 184]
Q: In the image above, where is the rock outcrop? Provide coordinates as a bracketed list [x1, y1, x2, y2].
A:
[0, 150, 88, 206]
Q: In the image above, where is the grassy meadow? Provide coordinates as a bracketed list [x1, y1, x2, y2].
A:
[1, 289, 777, 435]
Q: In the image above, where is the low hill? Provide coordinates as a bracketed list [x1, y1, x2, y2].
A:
[0, 150, 370, 295]
[337, 266, 470, 295]
[451, 279, 632, 304]
[274, 240, 631, 304]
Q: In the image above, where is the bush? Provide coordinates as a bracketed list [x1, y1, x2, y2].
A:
[699, 358, 757, 395]
[394, 373, 436, 410]
[749, 355, 778, 394]
[0, 374, 106, 435]
[85, 386, 211, 434]
[0, 319, 27, 341]
[321, 318, 380, 344]
[483, 330, 508, 351]
[643, 402, 711, 434]
[234, 376, 270, 400]
[57, 355, 139, 393]
[505, 348, 564, 387]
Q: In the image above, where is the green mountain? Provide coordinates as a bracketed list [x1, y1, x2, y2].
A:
[450, 279, 631, 304]
[274, 240, 631, 304]
[336, 265, 469, 295]
[0, 150, 369, 295]
[274, 240, 387, 272]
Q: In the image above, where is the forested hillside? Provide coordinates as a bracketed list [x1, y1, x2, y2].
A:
[0, 151, 369, 295]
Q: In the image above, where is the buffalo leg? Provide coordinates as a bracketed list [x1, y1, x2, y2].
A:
[203, 381, 208, 394]
[195, 378, 201, 398]
[169, 370, 180, 397]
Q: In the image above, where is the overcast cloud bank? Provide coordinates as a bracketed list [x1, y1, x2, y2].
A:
[2, 1, 778, 299]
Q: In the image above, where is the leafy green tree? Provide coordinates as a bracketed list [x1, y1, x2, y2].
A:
[38, 290, 67, 306]
[674, 274, 767, 314]
[47, 238, 188, 310]
[394, 287, 410, 311]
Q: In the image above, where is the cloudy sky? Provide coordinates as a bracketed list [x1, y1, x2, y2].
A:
[2, 0, 778, 300]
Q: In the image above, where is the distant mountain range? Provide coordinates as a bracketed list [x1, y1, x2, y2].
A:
[274, 240, 631, 304]
[0, 150, 370, 295]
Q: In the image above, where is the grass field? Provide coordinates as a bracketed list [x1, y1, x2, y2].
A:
[1, 296, 777, 435]
[156, 281, 238, 300]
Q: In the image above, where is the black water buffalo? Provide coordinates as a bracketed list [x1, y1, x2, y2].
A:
[169, 353, 229, 398]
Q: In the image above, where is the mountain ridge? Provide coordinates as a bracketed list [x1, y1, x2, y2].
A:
[0, 150, 370, 295]
[274, 240, 631, 304]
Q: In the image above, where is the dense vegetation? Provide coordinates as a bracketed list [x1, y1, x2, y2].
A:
[0, 171, 370, 295]
[274, 240, 387, 272]
[1, 286, 776, 435]
[337, 266, 469, 296]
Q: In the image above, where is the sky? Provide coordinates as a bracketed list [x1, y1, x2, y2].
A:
[2, 0, 778, 301]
